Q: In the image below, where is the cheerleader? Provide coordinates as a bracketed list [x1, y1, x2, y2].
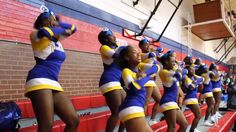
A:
[195, 65, 215, 126]
[138, 38, 162, 125]
[98, 28, 126, 132]
[194, 58, 202, 67]
[119, 46, 159, 132]
[209, 63, 223, 121]
[183, 65, 204, 132]
[25, 6, 79, 132]
[183, 55, 194, 66]
[159, 50, 188, 132]
[174, 61, 187, 108]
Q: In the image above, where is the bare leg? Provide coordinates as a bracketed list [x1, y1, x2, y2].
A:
[164, 109, 177, 132]
[150, 87, 161, 120]
[104, 89, 126, 132]
[125, 117, 153, 132]
[28, 90, 54, 132]
[204, 97, 214, 121]
[177, 87, 184, 108]
[187, 104, 201, 131]
[144, 87, 154, 115]
[213, 91, 221, 115]
[53, 91, 79, 132]
[176, 109, 188, 132]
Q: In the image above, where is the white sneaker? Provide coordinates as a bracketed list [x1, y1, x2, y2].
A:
[204, 120, 214, 127]
[216, 112, 222, 118]
[148, 119, 157, 125]
[215, 114, 221, 119]
[194, 129, 201, 132]
[211, 115, 218, 123]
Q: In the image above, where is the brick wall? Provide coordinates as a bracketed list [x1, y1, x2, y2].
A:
[0, 40, 163, 101]
[0, 40, 104, 101]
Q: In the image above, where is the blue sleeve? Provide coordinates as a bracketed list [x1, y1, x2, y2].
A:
[145, 65, 158, 76]
[136, 76, 151, 86]
[148, 52, 156, 58]
[112, 46, 126, 58]
[194, 65, 200, 70]
[188, 84, 194, 90]
[128, 76, 151, 90]
[196, 77, 203, 86]
[174, 72, 181, 81]
[37, 27, 66, 39]
[182, 68, 188, 76]
[156, 47, 164, 53]
[209, 72, 214, 79]
[59, 22, 77, 33]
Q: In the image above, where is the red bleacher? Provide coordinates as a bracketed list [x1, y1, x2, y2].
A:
[17, 88, 235, 132]
[207, 111, 236, 132]
[18, 94, 109, 132]
[150, 104, 207, 132]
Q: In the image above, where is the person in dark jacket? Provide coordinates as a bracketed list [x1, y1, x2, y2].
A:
[227, 83, 236, 110]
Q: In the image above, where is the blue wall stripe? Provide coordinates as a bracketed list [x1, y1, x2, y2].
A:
[19, 0, 44, 7]
[19, 0, 227, 66]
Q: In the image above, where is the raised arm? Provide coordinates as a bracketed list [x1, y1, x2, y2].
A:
[122, 68, 150, 91]
[184, 77, 195, 90]
[58, 22, 77, 33]
[100, 45, 116, 59]
[138, 63, 160, 75]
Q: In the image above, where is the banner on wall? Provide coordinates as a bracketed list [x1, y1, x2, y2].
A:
[122, 28, 160, 47]
[116, 38, 128, 46]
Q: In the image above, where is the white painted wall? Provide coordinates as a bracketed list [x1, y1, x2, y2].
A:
[204, 39, 236, 63]
[80, 0, 194, 43]
[80, 0, 235, 63]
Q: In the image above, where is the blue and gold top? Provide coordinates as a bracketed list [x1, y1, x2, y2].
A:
[209, 70, 222, 92]
[159, 69, 180, 112]
[99, 44, 125, 94]
[118, 64, 158, 122]
[99, 44, 123, 70]
[119, 66, 157, 122]
[201, 72, 214, 98]
[141, 52, 159, 64]
[201, 72, 212, 92]
[140, 52, 161, 87]
[183, 75, 203, 99]
[159, 69, 179, 112]
[159, 70, 178, 103]
[25, 22, 76, 95]
[121, 63, 160, 107]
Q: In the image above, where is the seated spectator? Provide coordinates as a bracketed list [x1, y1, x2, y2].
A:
[227, 83, 236, 110]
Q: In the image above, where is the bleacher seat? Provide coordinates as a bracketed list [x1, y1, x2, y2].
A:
[207, 111, 236, 132]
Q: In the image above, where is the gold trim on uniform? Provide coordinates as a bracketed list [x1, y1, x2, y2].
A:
[160, 102, 179, 112]
[99, 81, 123, 94]
[202, 92, 213, 98]
[183, 98, 199, 105]
[212, 87, 221, 93]
[119, 106, 145, 122]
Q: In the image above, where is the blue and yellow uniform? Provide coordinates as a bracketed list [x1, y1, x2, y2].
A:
[25, 22, 77, 96]
[210, 71, 222, 93]
[201, 72, 213, 98]
[140, 52, 160, 87]
[159, 69, 179, 112]
[183, 75, 204, 105]
[99, 44, 125, 94]
[173, 63, 187, 89]
[119, 64, 159, 122]
[141, 52, 159, 64]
